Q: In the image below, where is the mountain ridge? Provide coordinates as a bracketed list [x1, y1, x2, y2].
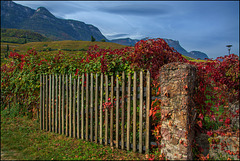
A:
[111, 37, 209, 60]
[1, 1, 209, 59]
[1, 1, 108, 41]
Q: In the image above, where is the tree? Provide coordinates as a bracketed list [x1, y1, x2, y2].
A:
[6, 44, 9, 52]
[91, 36, 96, 42]
[5, 44, 9, 58]
[101, 39, 106, 42]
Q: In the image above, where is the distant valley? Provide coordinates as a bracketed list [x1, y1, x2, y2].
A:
[1, 1, 208, 60]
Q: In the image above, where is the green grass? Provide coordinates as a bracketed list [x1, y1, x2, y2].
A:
[13, 40, 127, 54]
[1, 110, 146, 160]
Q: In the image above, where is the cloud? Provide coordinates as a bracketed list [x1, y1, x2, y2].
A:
[104, 33, 130, 40]
[13, 1, 239, 59]
[96, 2, 171, 16]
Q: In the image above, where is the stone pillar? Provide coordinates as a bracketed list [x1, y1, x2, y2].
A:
[159, 62, 197, 160]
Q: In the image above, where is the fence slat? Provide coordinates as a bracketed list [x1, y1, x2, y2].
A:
[46, 75, 49, 131]
[95, 73, 98, 143]
[62, 75, 65, 135]
[133, 72, 137, 152]
[139, 71, 143, 153]
[73, 77, 76, 138]
[100, 73, 103, 144]
[127, 73, 131, 151]
[52, 75, 55, 132]
[43, 75, 45, 130]
[59, 75, 61, 134]
[146, 70, 151, 152]
[116, 72, 119, 148]
[105, 74, 108, 146]
[81, 73, 85, 140]
[90, 73, 93, 142]
[40, 72, 152, 154]
[40, 75, 43, 130]
[66, 75, 69, 136]
[49, 75, 52, 132]
[121, 71, 125, 150]
[85, 73, 89, 141]
[55, 74, 58, 133]
[77, 76, 80, 139]
[69, 75, 72, 138]
[110, 75, 114, 147]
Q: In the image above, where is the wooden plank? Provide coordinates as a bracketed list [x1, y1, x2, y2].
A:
[139, 71, 143, 153]
[49, 75, 52, 132]
[100, 73, 103, 144]
[58, 75, 61, 134]
[40, 75, 43, 130]
[43, 75, 45, 130]
[95, 73, 98, 143]
[46, 75, 49, 131]
[55, 74, 58, 133]
[121, 72, 125, 150]
[73, 77, 76, 138]
[127, 73, 131, 151]
[110, 75, 114, 147]
[90, 73, 93, 142]
[69, 75, 72, 138]
[66, 75, 69, 136]
[52, 75, 55, 132]
[133, 72, 137, 152]
[116, 72, 119, 148]
[62, 75, 65, 135]
[85, 73, 89, 141]
[145, 70, 151, 153]
[81, 73, 85, 140]
[77, 75, 80, 139]
[105, 74, 108, 146]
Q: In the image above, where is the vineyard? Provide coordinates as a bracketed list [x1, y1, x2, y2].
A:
[1, 38, 239, 160]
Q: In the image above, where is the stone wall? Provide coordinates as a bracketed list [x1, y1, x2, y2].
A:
[159, 62, 197, 160]
[159, 62, 239, 160]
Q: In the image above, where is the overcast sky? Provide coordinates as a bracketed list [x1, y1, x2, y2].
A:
[14, 1, 239, 59]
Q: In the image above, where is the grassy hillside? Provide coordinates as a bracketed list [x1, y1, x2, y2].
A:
[1, 38, 203, 62]
[14, 40, 127, 54]
[1, 28, 51, 44]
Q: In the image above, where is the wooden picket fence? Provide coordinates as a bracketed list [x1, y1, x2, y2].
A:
[39, 71, 152, 153]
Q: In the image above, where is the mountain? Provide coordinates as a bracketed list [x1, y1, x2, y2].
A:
[111, 38, 209, 60]
[1, 1, 209, 59]
[189, 51, 209, 60]
[1, 1, 108, 41]
[163, 39, 208, 59]
[110, 38, 139, 46]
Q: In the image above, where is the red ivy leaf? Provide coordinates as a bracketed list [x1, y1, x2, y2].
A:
[197, 120, 203, 128]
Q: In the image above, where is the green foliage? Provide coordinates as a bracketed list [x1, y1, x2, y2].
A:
[1, 38, 239, 160]
[91, 36, 96, 42]
[1, 28, 51, 44]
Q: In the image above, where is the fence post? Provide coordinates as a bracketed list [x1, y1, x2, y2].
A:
[95, 73, 98, 143]
[105, 74, 108, 145]
[127, 73, 131, 151]
[133, 71, 137, 152]
[139, 71, 143, 153]
[159, 62, 197, 160]
[145, 70, 151, 153]
[121, 72, 125, 150]
[100, 73, 103, 144]
[116, 72, 120, 149]
[40, 74, 43, 130]
[49, 75, 52, 132]
[81, 73, 85, 140]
